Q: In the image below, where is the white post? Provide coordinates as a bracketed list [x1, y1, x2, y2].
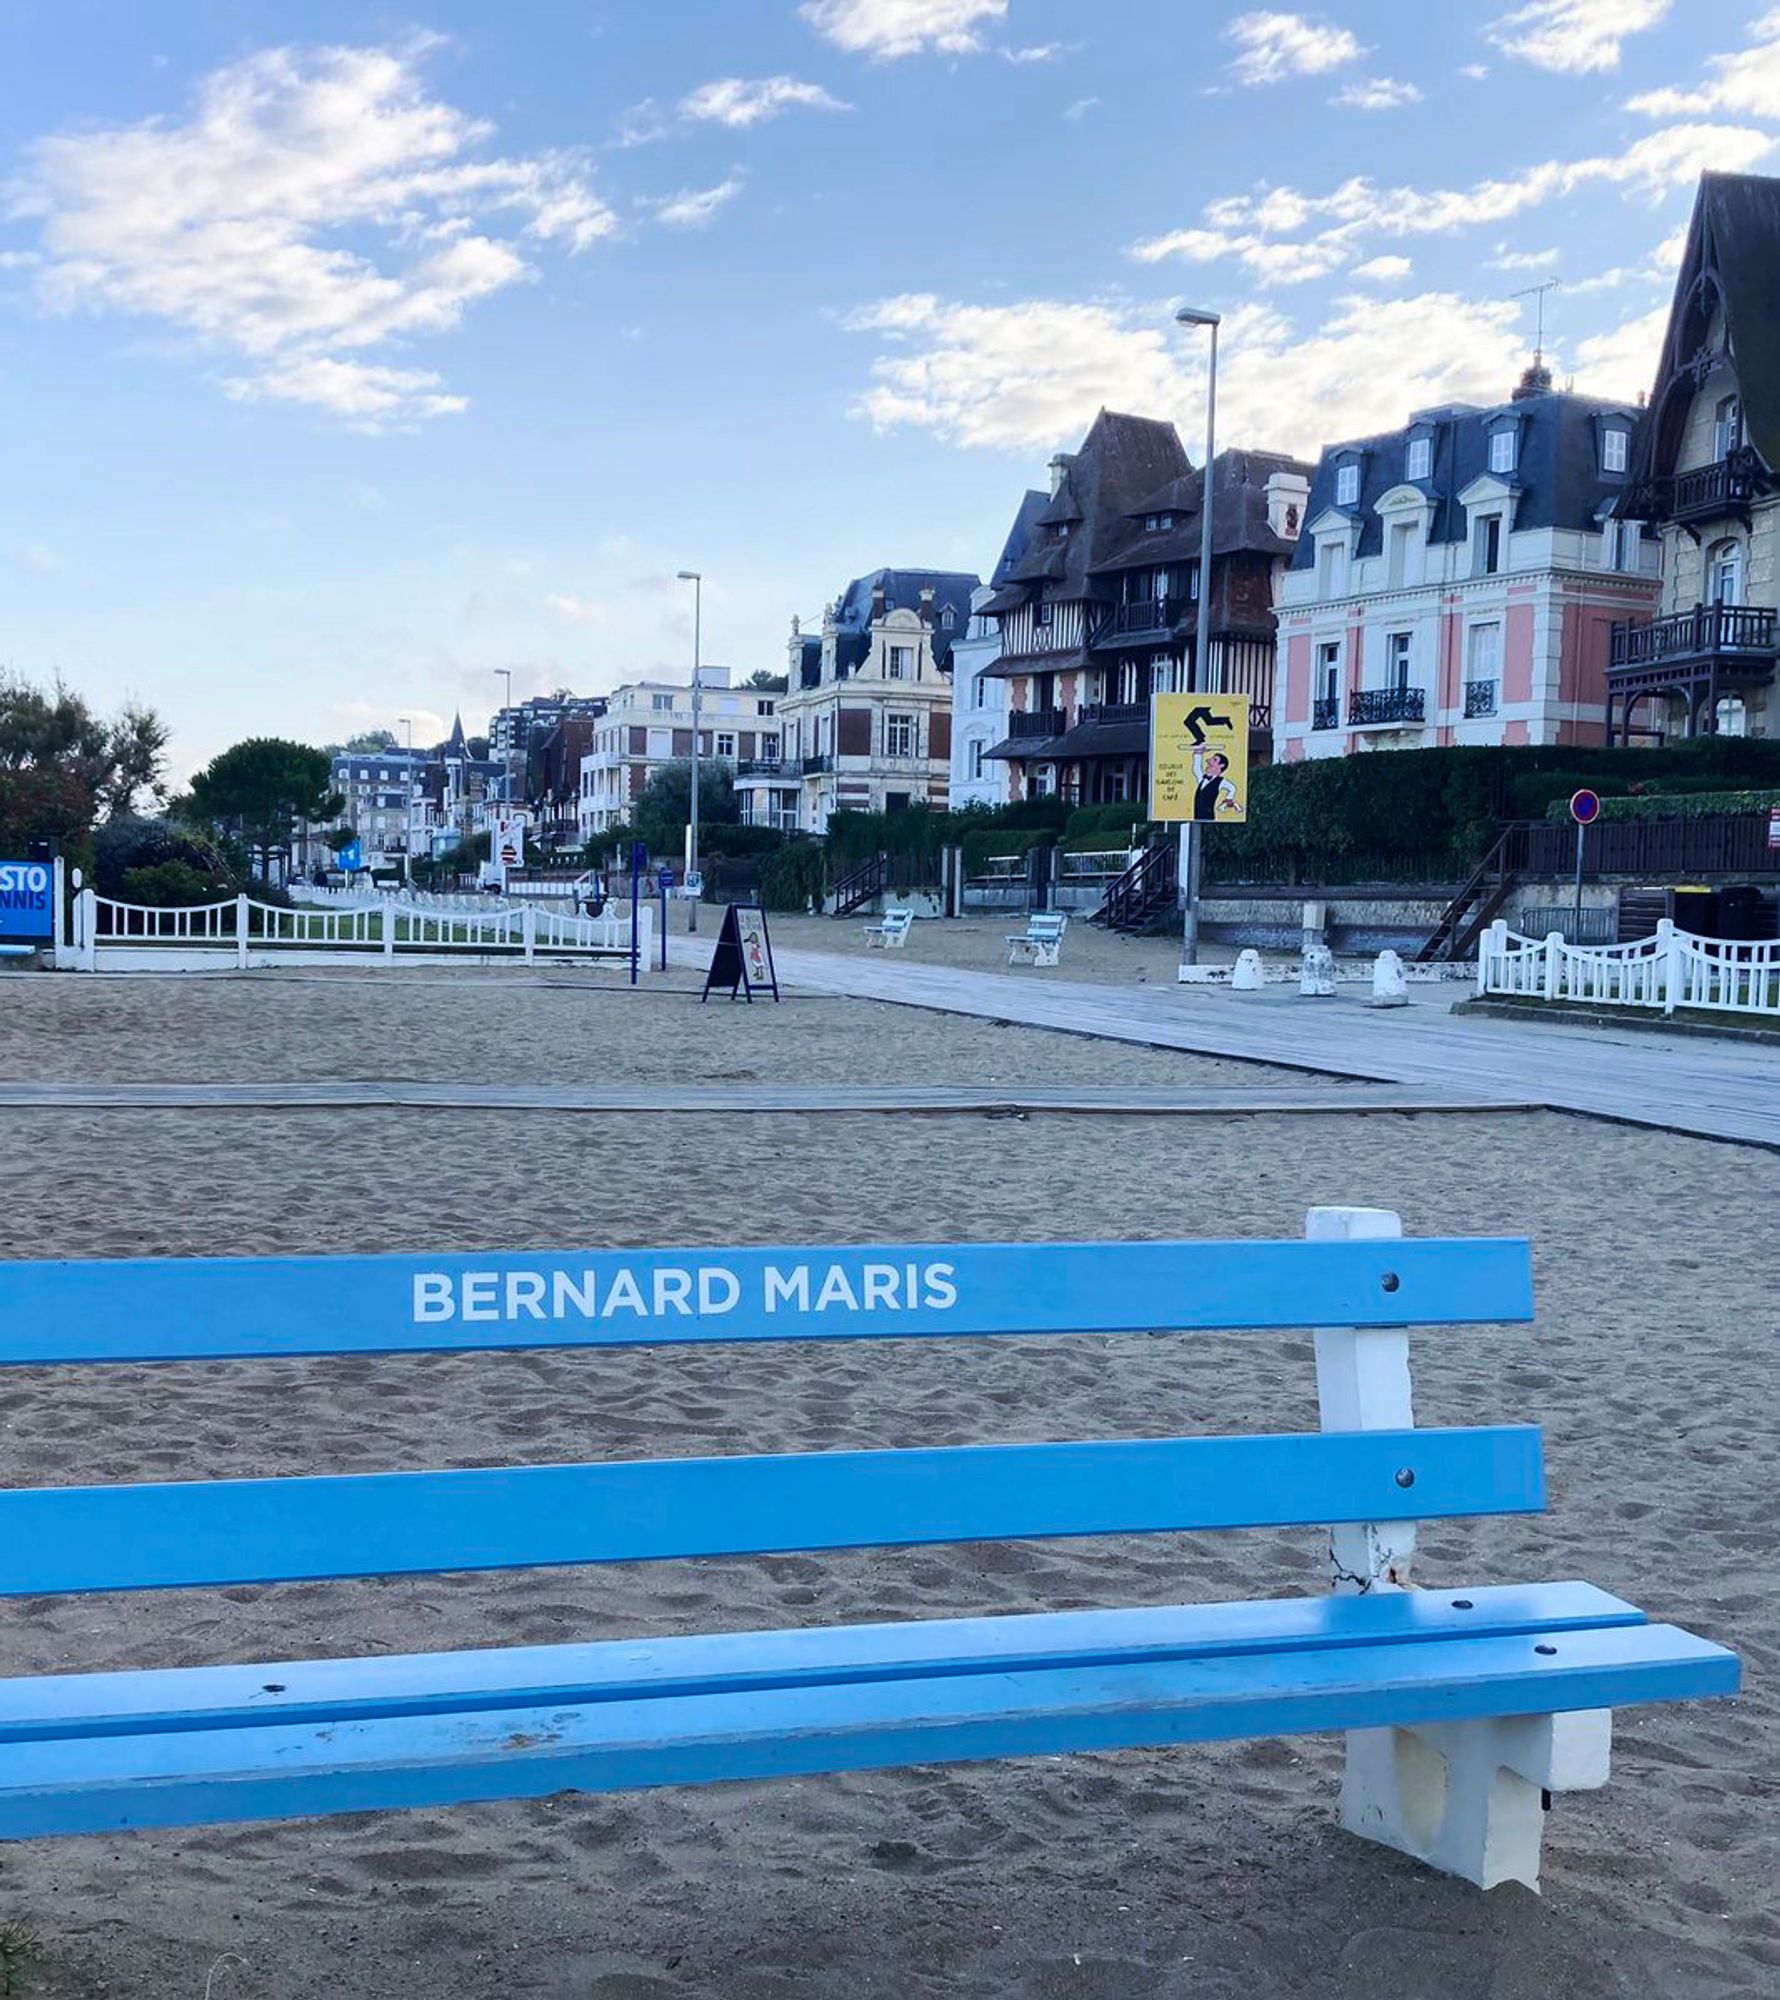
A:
[382, 902, 395, 961]
[1541, 930, 1562, 1002]
[1309, 1203, 1610, 1891]
[522, 902, 536, 965]
[1658, 916, 1680, 1016]
[1478, 918, 1506, 997]
[235, 894, 249, 970]
[75, 885, 96, 972]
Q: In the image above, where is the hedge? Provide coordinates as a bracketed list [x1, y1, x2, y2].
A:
[1543, 787, 1780, 823]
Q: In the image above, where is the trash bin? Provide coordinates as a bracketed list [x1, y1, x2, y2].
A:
[1671, 885, 1716, 938]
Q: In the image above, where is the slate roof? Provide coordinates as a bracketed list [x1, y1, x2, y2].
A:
[813, 566, 982, 678]
[1289, 388, 1640, 569]
[1624, 171, 1780, 489]
[992, 490, 1049, 587]
[1096, 447, 1312, 573]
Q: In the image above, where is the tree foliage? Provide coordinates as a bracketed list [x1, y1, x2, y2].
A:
[635, 758, 737, 854]
[0, 674, 169, 857]
[92, 815, 236, 898]
[187, 738, 340, 874]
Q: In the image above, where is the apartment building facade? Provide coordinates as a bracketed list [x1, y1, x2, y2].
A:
[1274, 372, 1659, 759]
[779, 568, 977, 832]
[949, 496, 1046, 810]
[576, 670, 784, 839]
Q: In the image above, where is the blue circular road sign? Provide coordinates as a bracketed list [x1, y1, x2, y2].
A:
[1569, 789, 1602, 825]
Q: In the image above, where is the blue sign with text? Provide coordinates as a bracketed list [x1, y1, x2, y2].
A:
[0, 861, 53, 942]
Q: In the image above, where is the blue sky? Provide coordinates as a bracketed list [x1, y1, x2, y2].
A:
[3, 0, 1777, 774]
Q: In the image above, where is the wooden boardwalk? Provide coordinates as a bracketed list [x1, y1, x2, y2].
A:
[754, 949, 1780, 1151]
[0, 1080, 1535, 1118]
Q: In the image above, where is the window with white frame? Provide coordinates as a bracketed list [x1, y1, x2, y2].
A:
[1714, 395, 1742, 460]
[1033, 586, 1052, 629]
[1316, 642, 1340, 718]
[1466, 621, 1501, 687]
[756, 699, 775, 717]
[1489, 428, 1516, 475]
[1386, 631, 1412, 692]
[1335, 462, 1359, 507]
[970, 741, 985, 780]
[652, 693, 674, 713]
[1602, 428, 1628, 473]
[1474, 513, 1503, 576]
[974, 675, 987, 708]
[760, 733, 779, 759]
[715, 732, 735, 758]
[1316, 535, 1347, 597]
[884, 712, 916, 758]
[887, 645, 913, 679]
[1709, 537, 1744, 606]
[1406, 436, 1432, 481]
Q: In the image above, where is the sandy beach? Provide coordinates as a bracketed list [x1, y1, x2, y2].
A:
[0, 964, 1770, 1998]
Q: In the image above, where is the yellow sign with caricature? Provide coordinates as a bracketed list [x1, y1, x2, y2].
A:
[1149, 692, 1252, 824]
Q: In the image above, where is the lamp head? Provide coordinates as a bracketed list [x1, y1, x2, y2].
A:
[676, 569, 700, 582]
[1174, 305, 1220, 328]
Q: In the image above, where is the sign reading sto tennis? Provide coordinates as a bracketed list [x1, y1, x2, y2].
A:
[1149, 692, 1252, 824]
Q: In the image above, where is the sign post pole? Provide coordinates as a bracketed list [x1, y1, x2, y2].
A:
[628, 840, 645, 988]
[1568, 790, 1600, 941]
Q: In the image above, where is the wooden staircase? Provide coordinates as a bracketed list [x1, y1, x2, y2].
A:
[829, 853, 887, 918]
[1416, 831, 1517, 962]
[1092, 840, 1178, 934]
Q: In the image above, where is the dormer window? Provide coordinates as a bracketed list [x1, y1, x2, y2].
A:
[1336, 462, 1360, 507]
[1602, 428, 1628, 474]
[1489, 429, 1517, 475]
[1406, 436, 1432, 482]
[1033, 586, 1052, 629]
[940, 604, 955, 629]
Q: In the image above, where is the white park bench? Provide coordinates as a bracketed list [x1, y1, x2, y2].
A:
[1007, 910, 1067, 967]
[863, 909, 914, 950]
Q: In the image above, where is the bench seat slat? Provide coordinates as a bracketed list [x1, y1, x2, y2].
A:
[0, 1582, 1649, 1743]
[0, 1622, 1736, 1841]
[0, 1427, 1542, 1595]
[0, 1237, 1534, 1365]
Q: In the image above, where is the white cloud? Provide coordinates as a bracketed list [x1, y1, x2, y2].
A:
[12, 541, 64, 573]
[1352, 254, 1413, 281]
[8, 40, 615, 426]
[1133, 123, 1775, 285]
[679, 76, 851, 127]
[1332, 76, 1422, 110]
[1628, 10, 1780, 117]
[651, 178, 744, 229]
[1001, 42, 1066, 64]
[611, 99, 673, 149]
[546, 593, 611, 625]
[842, 288, 1529, 459]
[1064, 96, 1100, 121]
[223, 356, 467, 426]
[801, 0, 1006, 60]
[1572, 303, 1668, 400]
[0, 249, 39, 269]
[1460, 63, 1491, 79]
[1486, 0, 1671, 75]
[1489, 245, 1561, 269]
[1226, 12, 1365, 87]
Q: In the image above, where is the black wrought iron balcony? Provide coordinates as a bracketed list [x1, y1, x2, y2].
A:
[736, 758, 790, 777]
[1348, 686, 1426, 727]
[1006, 706, 1068, 739]
[800, 753, 834, 775]
[1464, 679, 1498, 718]
[1074, 701, 1149, 728]
[1312, 696, 1339, 731]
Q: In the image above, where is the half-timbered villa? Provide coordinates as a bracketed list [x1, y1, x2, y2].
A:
[1274, 369, 1658, 758]
[1615, 171, 1780, 743]
[982, 411, 1309, 805]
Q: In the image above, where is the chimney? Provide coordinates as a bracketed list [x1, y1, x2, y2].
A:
[1048, 453, 1072, 497]
[870, 578, 887, 623]
[1512, 357, 1553, 401]
[1265, 468, 1311, 541]
[919, 584, 935, 627]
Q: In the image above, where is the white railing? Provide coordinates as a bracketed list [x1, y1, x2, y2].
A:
[1478, 919, 1780, 1020]
[69, 890, 650, 973]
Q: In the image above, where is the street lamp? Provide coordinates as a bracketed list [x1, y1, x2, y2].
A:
[492, 669, 514, 800]
[677, 569, 703, 934]
[1174, 304, 1221, 968]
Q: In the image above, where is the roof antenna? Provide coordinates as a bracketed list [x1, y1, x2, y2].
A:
[1510, 278, 1559, 398]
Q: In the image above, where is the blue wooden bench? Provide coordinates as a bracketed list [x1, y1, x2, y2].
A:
[0, 1208, 1737, 1890]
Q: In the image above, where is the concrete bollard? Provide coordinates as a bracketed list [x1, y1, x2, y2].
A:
[1232, 948, 1265, 992]
[1299, 942, 1335, 997]
[1368, 948, 1409, 1008]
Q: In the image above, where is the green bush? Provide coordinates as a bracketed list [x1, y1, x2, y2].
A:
[93, 815, 236, 899]
[700, 822, 785, 859]
[1544, 787, 1780, 823]
[118, 859, 234, 906]
[759, 841, 827, 912]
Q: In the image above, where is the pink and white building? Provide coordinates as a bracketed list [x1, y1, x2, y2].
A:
[1273, 371, 1659, 760]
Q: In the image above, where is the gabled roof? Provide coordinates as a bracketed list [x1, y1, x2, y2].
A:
[823, 566, 981, 675]
[998, 411, 1191, 603]
[1095, 447, 1313, 574]
[1624, 170, 1780, 487]
[991, 490, 1049, 587]
[444, 712, 469, 759]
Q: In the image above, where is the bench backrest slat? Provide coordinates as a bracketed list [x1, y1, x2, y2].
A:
[0, 1238, 1533, 1366]
[0, 1428, 1543, 1595]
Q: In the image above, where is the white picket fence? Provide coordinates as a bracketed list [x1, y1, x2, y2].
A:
[1478, 918, 1780, 1020]
[59, 890, 651, 973]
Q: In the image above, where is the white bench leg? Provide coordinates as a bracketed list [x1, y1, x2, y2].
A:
[1034, 943, 1059, 967]
[1340, 1709, 1611, 1891]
